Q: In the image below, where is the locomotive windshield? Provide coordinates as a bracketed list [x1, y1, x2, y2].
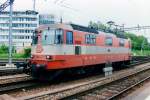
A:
[32, 29, 63, 45]
[42, 29, 63, 45]
[42, 29, 55, 45]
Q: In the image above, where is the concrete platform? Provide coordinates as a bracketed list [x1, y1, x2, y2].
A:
[123, 81, 150, 100]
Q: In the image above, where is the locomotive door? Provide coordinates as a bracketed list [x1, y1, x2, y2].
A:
[75, 46, 81, 55]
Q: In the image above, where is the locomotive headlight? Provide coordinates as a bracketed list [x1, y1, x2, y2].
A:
[31, 55, 33, 58]
[46, 55, 52, 59]
[46, 55, 50, 59]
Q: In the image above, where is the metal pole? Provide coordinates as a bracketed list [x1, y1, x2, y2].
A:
[33, 0, 36, 11]
[8, 0, 13, 65]
[122, 24, 125, 32]
[141, 29, 146, 53]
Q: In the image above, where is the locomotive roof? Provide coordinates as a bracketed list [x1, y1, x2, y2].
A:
[38, 23, 99, 34]
[37, 23, 127, 39]
[70, 24, 99, 34]
[38, 23, 73, 31]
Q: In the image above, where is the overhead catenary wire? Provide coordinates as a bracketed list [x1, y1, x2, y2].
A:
[59, 4, 79, 12]
[54, 0, 78, 12]
[54, 0, 61, 4]
[124, 25, 150, 31]
[60, 0, 67, 3]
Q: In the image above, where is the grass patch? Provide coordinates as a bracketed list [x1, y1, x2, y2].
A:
[0, 48, 31, 59]
[0, 53, 26, 59]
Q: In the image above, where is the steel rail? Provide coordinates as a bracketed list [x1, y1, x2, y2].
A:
[107, 75, 150, 100]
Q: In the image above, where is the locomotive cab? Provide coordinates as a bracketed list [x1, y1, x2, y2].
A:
[31, 28, 65, 62]
[30, 25, 68, 79]
[32, 28, 63, 45]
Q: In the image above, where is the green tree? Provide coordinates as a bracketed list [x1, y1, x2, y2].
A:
[125, 32, 150, 50]
[88, 21, 107, 31]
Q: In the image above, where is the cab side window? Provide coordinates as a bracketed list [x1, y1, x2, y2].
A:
[66, 31, 73, 44]
[119, 39, 125, 47]
[42, 30, 55, 45]
[85, 34, 96, 44]
[85, 34, 90, 44]
[55, 29, 63, 44]
[105, 37, 113, 46]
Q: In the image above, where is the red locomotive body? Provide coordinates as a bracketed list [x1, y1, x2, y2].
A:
[30, 23, 131, 79]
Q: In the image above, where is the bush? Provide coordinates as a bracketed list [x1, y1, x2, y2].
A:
[23, 48, 31, 58]
[0, 45, 8, 54]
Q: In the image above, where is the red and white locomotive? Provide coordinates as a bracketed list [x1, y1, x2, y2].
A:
[30, 23, 131, 79]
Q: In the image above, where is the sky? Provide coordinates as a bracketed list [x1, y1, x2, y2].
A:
[1, 0, 150, 38]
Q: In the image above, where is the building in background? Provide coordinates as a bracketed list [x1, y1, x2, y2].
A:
[0, 10, 39, 53]
[39, 14, 56, 25]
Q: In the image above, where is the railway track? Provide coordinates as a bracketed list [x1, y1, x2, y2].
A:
[65, 65, 150, 100]
[0, 68, 24, 76]
[14, 62, 150, 100]
[0, 58, 28, 76]
[0, 74, 32, 85]
[0, 74, 33, 94]
[0, 81, 38, 95]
